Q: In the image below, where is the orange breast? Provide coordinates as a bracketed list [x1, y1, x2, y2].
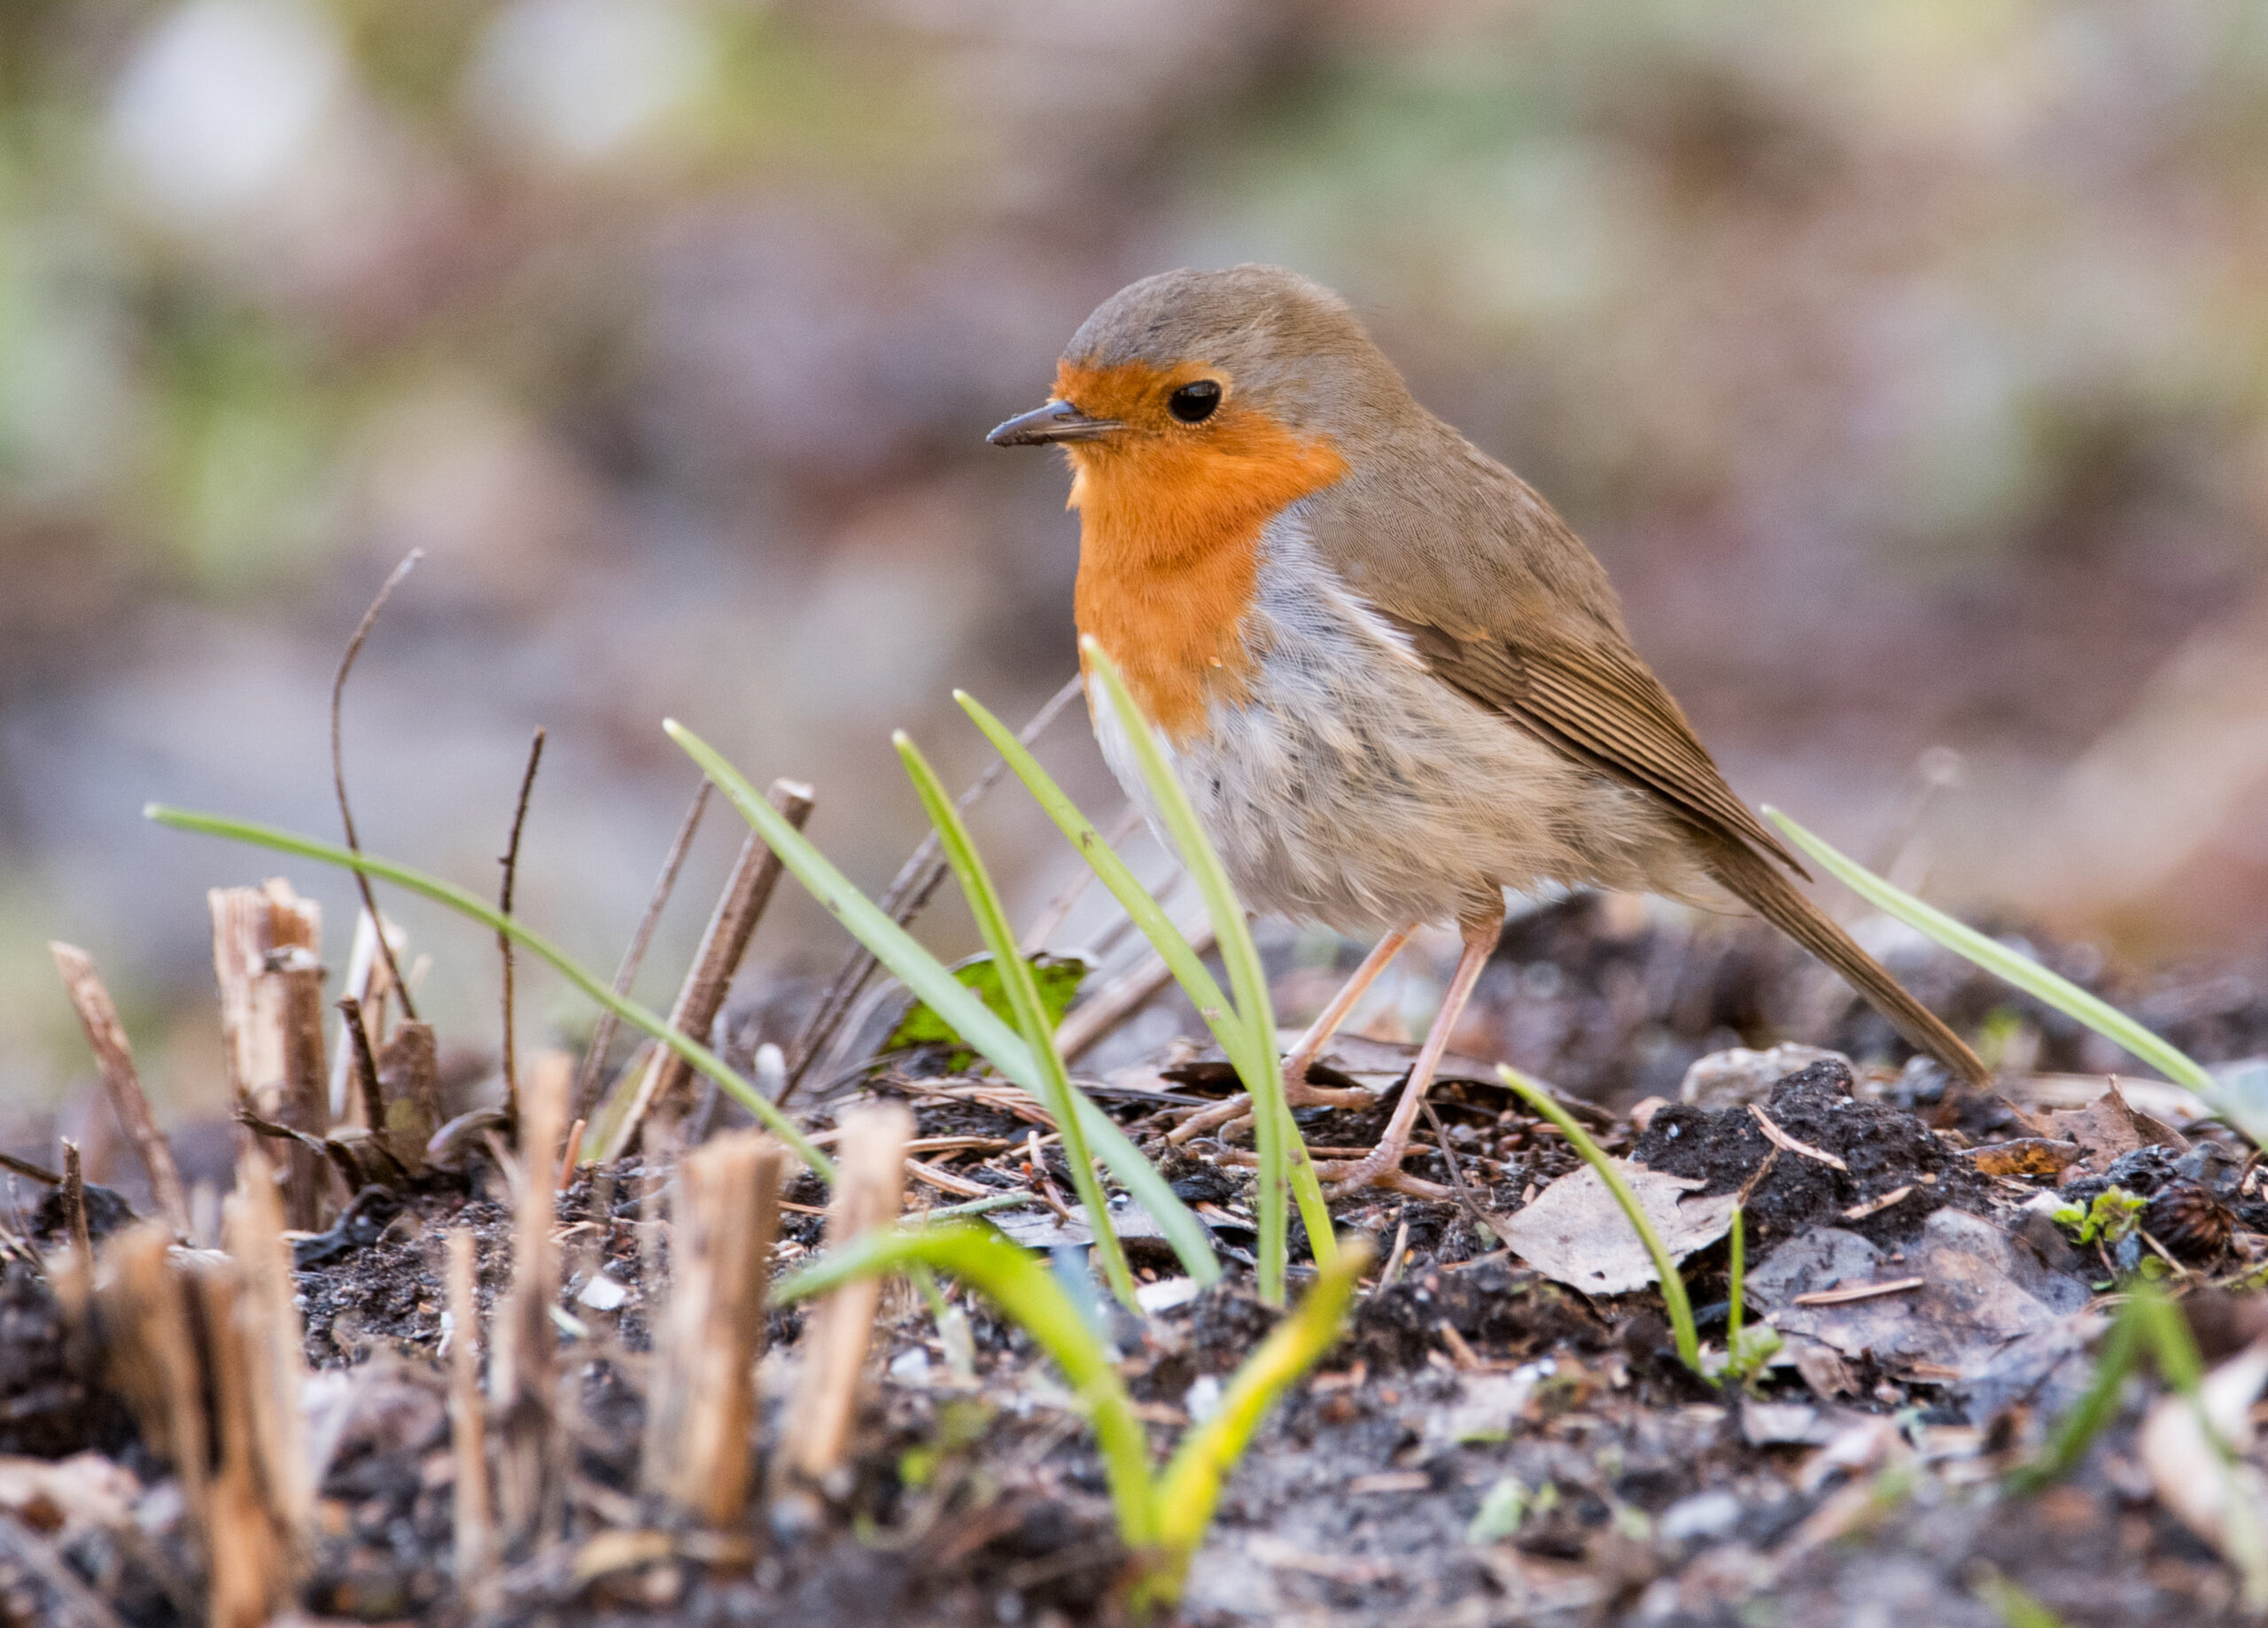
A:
[1059, 360, 1349, 742]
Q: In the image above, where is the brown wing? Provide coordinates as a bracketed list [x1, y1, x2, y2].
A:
[1297, 416, 1804, 874]
[1384, 615, 1807, 877]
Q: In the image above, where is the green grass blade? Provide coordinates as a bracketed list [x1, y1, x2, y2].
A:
[665, 719, 1220, 1284]
[1727, 1204, 1746, 1358]
[1974, 1569, 2074, 1628]
[143, 803, 835, 1179]
[774, 1222, 1158, 1549]
[2008, 1301, 2140, 1494]
[1078, 642, 1336, 1300]
[895, 731, 1138, 1310]
[1499, 1065, 1701, 1373]
[1144, 1234, 1372, 1607]
[959, 683, 1339, 1280]
[1764, 808, 2216, 1096]
[953, 689, 1238, 1043]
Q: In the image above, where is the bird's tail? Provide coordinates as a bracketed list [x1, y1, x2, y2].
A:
[1701, 833, 1992, 1089]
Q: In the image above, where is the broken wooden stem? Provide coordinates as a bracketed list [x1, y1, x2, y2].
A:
[50, 942, 190, 1237]
[210, 881, 328, 1229]
[445, 1227, 493, 1598]
[784, 1105, 911, 1485]
[644, 1130, 782, 1527]
[221, 1143, 312, 1546]
[617, 778, 812, 1152]
[491, 1050, 568, 1553]
[59, 1142, 90, 1270]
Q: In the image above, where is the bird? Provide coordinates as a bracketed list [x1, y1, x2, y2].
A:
[988, 264, 1989, 1196]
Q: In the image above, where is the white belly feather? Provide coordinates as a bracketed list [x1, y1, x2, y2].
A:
[1087, 509, 1712, 934]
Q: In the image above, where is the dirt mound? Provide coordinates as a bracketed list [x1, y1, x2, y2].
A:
[1631, 1058, 1994, 1247]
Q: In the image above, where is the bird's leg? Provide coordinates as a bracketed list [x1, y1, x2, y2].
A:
[1166, 926, 1415, 1145]
[1282, 925, 1415, 1097]
[1320, 903, 1503, 1197]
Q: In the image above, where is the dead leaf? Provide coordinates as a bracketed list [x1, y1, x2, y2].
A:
[2140, 1338, 2268, 1606]
[1743, 1402, 1833, 1446]
[1747, 1209, 2090, 1390]
[572, 1527, 673, 1584]
[990, 1198, 1181, 1251]
[1501, 1162, 1737, 1295]
[0, 1454, 140, 1533]
[2047, 1079, 2189, 1173]
[1966, 1138, 2081, 1177]
[1783, 1335, 1859, 1400]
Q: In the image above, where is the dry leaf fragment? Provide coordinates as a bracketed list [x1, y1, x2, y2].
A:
[1966, 1138, 2082, 1178]
[1748, 1210, 2088, 1385]
[1501, 1162, 1737, 1295]
[2048, 1078, 2190, 1173]
[2139, 1338, 2268, 1609]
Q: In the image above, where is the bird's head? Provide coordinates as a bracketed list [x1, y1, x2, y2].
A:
[986, 265, 1410, 479]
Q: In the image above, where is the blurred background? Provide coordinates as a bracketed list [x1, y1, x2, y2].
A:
[5, 0, 2268, 1131]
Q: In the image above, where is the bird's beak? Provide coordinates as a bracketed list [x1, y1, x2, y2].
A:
[986, 399, 1122, 446]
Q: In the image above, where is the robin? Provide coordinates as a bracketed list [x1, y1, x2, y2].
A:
[989, 265, 1989, 1195]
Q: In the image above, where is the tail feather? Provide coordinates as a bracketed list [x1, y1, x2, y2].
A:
[1701, 834, 1992, 1089]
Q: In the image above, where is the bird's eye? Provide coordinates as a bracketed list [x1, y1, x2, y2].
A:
[1168, 380, 1222, 423]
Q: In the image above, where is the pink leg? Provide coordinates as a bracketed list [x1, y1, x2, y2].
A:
[1282, 926, 1415, 1089]
[1318, 903, 1503, 1196]
[1167, 926, 1416, 1145]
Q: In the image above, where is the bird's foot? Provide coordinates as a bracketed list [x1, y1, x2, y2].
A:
[1165, 1060, 1373, 1145]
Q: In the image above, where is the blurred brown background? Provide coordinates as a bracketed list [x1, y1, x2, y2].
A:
[5, 0, 2267, 1120]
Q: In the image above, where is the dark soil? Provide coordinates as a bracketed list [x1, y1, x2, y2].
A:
[1632, 1058, 1996, 1249]
[4, 905, 2267, 1626]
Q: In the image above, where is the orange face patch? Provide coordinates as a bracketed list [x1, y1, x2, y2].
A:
[1054, 359, 1348, 741]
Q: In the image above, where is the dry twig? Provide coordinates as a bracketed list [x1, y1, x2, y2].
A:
[616, 777, 812, 1152]
[50, 942, 190, 1237]
[0, 1511, 134, 1628]
[571, 779, 711, 1119]
[1055, 923, 1219, 1063]
[330, 550, 422, 1021]
[0, 1149, 59, 1187]
[337, 996, 386, 1137]
[497, 726, 548, 1133]
[782, 674, 1082, 1100]
[1747, 1103, 1850, 1172]
[1020, 802, 1146, 953]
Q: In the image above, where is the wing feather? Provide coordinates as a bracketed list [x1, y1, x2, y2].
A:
[1387, 616, 1807, 877]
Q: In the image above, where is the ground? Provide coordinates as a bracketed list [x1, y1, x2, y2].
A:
[3, 903, 2266, 1627]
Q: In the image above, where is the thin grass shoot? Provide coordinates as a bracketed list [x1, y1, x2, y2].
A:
[665, 719, 1220, 1283]
[1498, 1065, 1702, 1374]
[894, 730, 1138, 1309]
